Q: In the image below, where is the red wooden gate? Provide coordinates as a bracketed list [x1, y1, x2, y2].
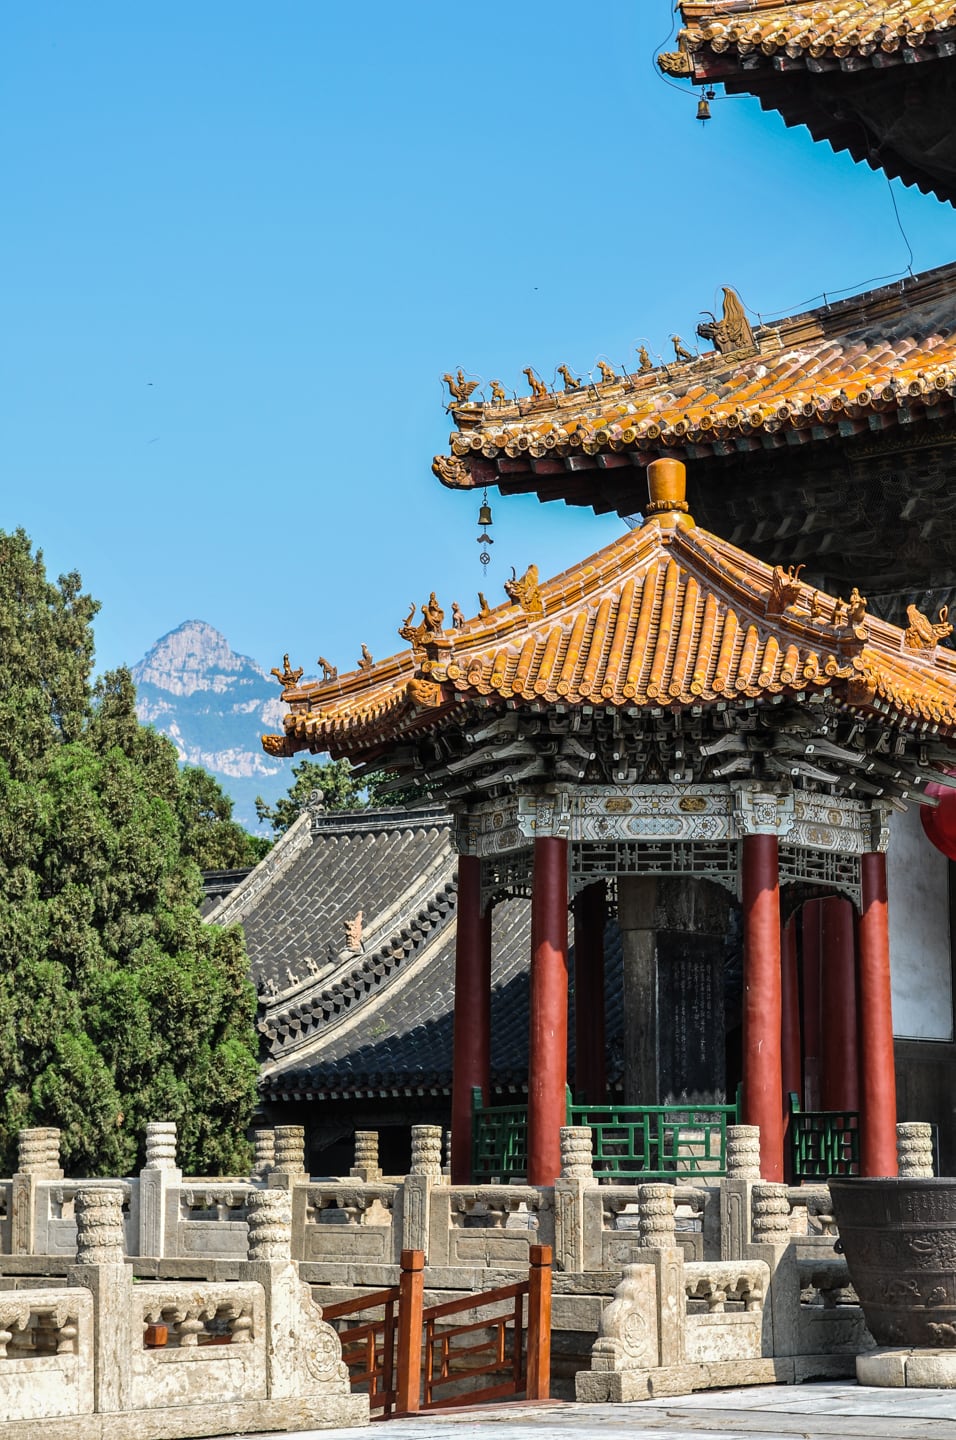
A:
[321, 1245, 552, 1418]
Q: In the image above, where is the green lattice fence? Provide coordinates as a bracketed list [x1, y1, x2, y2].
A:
[569, 1100, 738, 1181]
[789, 1093, 859, 1179]
[471, 1089, 529, 1183]
[470, 1088, 738, 1183]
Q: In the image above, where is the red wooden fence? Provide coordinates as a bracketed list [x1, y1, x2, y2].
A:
[322, 1245, 552, 1418]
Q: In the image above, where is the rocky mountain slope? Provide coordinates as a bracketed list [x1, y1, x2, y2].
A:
[132, 620, 292, 832]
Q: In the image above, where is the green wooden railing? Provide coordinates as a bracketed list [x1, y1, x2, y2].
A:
[788, 1093, 859, 1179]
[569, 1100, 738, 1181]
[471, 1088, 528, 1183]
[471, 1088, 739, 1183]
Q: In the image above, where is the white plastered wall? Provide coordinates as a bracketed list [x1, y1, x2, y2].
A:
[887, 803, 954, 1040]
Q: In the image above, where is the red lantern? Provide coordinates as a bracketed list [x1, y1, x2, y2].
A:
[920, 779, 956, 861]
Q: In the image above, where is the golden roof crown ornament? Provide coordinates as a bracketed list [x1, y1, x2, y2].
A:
[645, 458, 693, 529]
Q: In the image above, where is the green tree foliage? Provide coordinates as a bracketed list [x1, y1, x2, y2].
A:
[0, 533, 260, 1176]
[176, 766, 271, 869]
[255, 756, 389, 837]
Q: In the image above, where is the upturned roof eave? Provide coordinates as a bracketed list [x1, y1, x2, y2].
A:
[262, 507, 956, 760]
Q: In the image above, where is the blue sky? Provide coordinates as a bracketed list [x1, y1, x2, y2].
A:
[3, 2, 953, 687]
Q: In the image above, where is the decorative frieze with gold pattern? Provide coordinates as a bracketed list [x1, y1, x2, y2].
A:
[457, 782, 887, 859]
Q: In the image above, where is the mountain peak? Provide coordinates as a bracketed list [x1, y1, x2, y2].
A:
[132, 619, 291, 830]
[132, 620, 269, 697]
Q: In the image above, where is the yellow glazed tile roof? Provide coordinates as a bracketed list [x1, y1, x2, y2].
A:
[659, 3, 956, 202]
[668, 0, 956, 67]
[434, 264, 956, 498]
[263, 478, 956, 761]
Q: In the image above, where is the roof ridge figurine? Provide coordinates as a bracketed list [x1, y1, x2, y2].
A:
[270, 654, 303, 692]
[442, 369, 479, 408]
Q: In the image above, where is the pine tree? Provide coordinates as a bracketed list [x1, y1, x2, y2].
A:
[255, 756, 389, 837]
[0, 533, 259, 1175]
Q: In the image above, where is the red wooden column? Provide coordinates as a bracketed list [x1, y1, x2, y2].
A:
[858, 852, 898, 1176]
[801, 901, 823, 1111]
[820, 897, 860, 1113]
[573, 880, 606, 1104]
[450, 854, 491, 1184]
[780, 915, 801, 1180]
[741, 834, 784, 1181]
[528, 836, 569, 1186]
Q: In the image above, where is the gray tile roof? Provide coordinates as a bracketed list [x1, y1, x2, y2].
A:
[206, 802, 628, 1102]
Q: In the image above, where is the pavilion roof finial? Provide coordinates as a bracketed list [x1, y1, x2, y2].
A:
[645, 458, 693, 530]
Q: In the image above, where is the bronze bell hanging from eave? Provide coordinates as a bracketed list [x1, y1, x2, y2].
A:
[478, 499, 493, 528]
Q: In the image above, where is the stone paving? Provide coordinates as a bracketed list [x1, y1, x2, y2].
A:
[219, 1382, 956, 1440]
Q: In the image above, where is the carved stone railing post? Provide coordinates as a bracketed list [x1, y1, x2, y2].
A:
[405, 1125, 442, 1253]
[140, 1120, 182, 1259]
[636, 1184, 683, 1367]
[253, 1129, 276, 1178]
[897, 1122, 934, 1178]
[68, 1186, 133, 1413]
[75, 1187, 126, 1265]
[555, 1127, 596, 1273]
[560, 1127, 594, 1180]
[637, 1184, 676, 1249]
[144, 1121, 177, 1171]
[726, 1125, 761, 1180]
[243, 1188, 362, 1418]
[752, 1183, 791, 1247]
[749, 1180, 796, 1359]
[720, 1124, 760, 1262]
[247, 1189, 293, 1263]
[17, 1128, 63, 1177]
[11, 1127, 63, 1256]
[351, 1130, 381, 1183]
[410, 1126, 442, 1179]
[268, 1126, 308, 1190]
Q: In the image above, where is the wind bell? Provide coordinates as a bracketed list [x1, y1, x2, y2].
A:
[477, 488, 494, 574]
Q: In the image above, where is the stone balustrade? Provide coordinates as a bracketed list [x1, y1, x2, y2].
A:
[2, 1117, 929, 1280]
[0, 1117, 906, 1416]
[0, 1180, 368, 1437]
